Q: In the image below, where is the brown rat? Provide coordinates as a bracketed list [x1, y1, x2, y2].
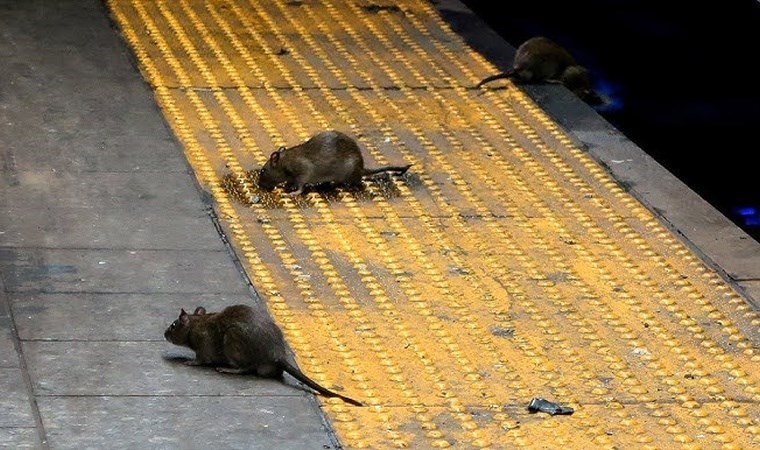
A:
[476, 36, 602, 105]
[257, 130, 411, 195]
[164, 304, 362, 406]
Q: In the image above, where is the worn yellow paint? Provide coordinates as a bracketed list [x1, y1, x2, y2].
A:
[107, 0, 760, 447]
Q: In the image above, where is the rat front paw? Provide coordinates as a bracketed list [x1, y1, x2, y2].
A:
[216, 367, 245, 374]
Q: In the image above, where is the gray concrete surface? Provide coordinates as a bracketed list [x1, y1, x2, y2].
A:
[0, 0, 341, 448]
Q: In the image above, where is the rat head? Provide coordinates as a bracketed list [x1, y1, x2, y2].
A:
[560, 65, 604, 106]
[257, 147, 288, 191]
[164, 307, 206, 344]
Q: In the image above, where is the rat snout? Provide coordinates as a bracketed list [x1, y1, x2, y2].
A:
[163, 321, 177, 343]
[582, 89, 604, 106]
[256, 168, 277, 191]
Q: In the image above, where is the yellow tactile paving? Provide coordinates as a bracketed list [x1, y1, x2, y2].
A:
[107, 0, 759, 447]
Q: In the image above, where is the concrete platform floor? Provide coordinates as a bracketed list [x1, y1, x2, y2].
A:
[1, 0, 759, 449]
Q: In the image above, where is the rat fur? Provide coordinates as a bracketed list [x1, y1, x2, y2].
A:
[164, 304, 362, 406]
[476, 36, 602, 104]
[257, 130, 411, 195]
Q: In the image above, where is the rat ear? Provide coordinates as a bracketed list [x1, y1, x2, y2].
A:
[269, 150, 281, 167]
[179, 308, 190, 325]
[193, 306, 206, 315]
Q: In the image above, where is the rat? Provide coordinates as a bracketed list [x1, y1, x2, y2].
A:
[164, 304, 363, 406]
[475, 36, 602, 105]
[257, 130, 411, 195]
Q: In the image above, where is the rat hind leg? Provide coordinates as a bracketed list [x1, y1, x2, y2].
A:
[340, 180, 365, 192]
[256, 363, 284, 379]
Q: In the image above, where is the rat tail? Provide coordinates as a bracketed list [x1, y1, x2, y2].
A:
[362, 164, 412, 177]
[282, 361, 363, 406]
[475, 70, 515, 88]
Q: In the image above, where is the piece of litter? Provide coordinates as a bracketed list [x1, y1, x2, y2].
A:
[527, 397, 574, 415]
[631, 347, 650, 356]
